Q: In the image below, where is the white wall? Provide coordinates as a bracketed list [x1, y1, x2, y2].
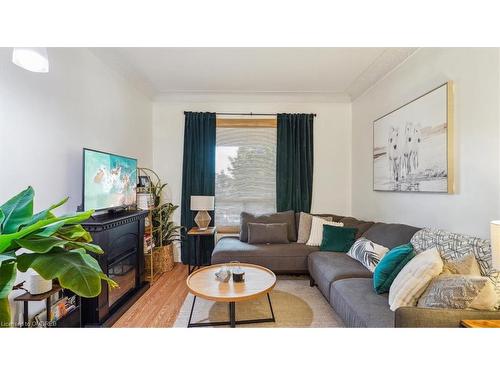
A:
[351, 48, 500, 238]
[0, 48, 153, 211]
[152, 93, 352, 259]
[0, 48, 153, 323]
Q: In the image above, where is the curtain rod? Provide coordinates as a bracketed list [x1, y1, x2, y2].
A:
[184, 111, 316, 117]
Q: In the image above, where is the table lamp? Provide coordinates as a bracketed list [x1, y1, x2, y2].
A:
[191, 195, 215, 230]
[490, 221, 500, 270]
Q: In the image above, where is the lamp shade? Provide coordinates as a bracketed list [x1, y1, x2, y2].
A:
[190, 195, 214, 211]
[12, 47, 49, 73]
[490, 221, 500, 271]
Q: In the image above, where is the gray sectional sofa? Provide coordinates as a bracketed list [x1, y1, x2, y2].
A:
[211, 213, 500, 327]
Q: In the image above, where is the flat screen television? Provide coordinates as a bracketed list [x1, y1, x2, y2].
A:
[82, 148, 138, 212]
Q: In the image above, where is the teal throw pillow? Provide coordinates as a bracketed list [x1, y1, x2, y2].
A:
[320, 225, 358, 252]
[373, 243, 415, 294]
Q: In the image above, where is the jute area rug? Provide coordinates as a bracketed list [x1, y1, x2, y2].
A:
[174, 276, 344, 328]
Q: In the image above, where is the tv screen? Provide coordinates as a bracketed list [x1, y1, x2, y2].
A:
[83, 148, 137, 211]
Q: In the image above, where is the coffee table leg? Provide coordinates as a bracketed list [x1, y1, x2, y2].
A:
[229, 302, 236, 328]
[187, 294, 275, 328]
[267, 293, 276, 322]
[187, 295, 197, 328]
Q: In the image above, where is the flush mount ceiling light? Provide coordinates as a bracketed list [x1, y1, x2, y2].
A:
[12, 47, 49, 73]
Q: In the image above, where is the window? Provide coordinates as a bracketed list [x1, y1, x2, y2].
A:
[215, 126, 277, 227]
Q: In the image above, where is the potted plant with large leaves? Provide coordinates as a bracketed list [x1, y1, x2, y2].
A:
[137, 167, 183, 274]
[152, 202, 183, 272]
[0, 186, 116, 327]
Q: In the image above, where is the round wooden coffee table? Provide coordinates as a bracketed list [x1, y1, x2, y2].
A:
[186, 263, 277, 328]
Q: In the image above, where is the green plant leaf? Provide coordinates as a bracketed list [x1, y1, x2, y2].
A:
[56, 224, 92, 242]
[66, 242, 104, 254]
[14, 235, 103, 255]
[0, 186, 34, 234]
[0, 210, 93, 253]
[0, 261, 17, 325]
[0, 252, 16, 267]
[71, 249, 117, 288]
[16, 248, 109, 298]
[20, 197, 68, 229]
[0, 261, 17, 299]
[0, 298, 11, 328]
[35, 220, 68, 237]
[0, 209, 4, 234]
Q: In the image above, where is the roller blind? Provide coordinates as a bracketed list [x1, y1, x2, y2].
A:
[215, 126, 277, 226]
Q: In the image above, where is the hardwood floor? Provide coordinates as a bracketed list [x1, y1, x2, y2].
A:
[113, 263, 189, 328]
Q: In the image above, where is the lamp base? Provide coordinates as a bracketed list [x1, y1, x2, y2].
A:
[194, 210, 211, 230]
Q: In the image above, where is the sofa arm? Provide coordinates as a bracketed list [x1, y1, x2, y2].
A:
[395, 306, 500, 327]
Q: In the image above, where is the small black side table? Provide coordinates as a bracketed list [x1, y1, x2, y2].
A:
[187, 227, 216, 275]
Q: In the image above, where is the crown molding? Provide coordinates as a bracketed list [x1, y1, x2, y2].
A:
[154, 90, 352, 103]
[347, 48, 419, 100]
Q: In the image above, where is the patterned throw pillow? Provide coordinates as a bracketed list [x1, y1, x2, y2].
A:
[417, 275, 497, 311]
[411, 228, 500, 308]
[347, 237, 389, 272]
[306, 216, 343, 247]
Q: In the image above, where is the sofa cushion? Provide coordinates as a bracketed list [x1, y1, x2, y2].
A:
[247, 223, 289, 244]
[339, 217, 375, 239]
[240, 211, 297, 242]
[297, 212, 333, 243]
[388, 247, 443, 311]
[347, 237, 389, 272]
[330, 278, 394, 328]
[363, 223, 421, 249]
[295, 212, 345, 235]
[417, 275, 496, 311]
[308, 251, 372, 301]
[320, 225, 358, 252]
[373, 243, 415, 294]
[444, 253, 482, 276]
[306, 216, 344, 246]
[212, 236, 316, 272]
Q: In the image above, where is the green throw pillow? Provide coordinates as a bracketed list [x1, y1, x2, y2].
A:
[320, 225, 358, 252]
[373, 243, 415, 294]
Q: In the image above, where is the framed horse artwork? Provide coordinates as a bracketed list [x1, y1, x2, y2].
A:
[372, 81, 454, 193]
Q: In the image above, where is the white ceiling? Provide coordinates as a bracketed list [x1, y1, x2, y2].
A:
[91, 48, 417, 100]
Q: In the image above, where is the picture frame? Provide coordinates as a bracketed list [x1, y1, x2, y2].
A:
[138, 175, 151, 188]
[372, 81, 454, 193]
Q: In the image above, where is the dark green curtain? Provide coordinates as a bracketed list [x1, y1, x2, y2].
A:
[276, 113, 314, 213]
[181, 112, 216, 265]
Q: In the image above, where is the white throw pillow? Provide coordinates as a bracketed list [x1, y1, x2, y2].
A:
[388, 247, 443, 311]
[306, 216, 343, 247]
[347, 237, 389, 272]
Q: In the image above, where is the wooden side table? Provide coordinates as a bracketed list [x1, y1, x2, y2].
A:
[460, 320, 500, 328]
[187, 227, 216, 275]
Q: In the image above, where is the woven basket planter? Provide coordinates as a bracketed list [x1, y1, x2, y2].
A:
[144, 244, 174, 282]
[156, 244, 175, 273]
